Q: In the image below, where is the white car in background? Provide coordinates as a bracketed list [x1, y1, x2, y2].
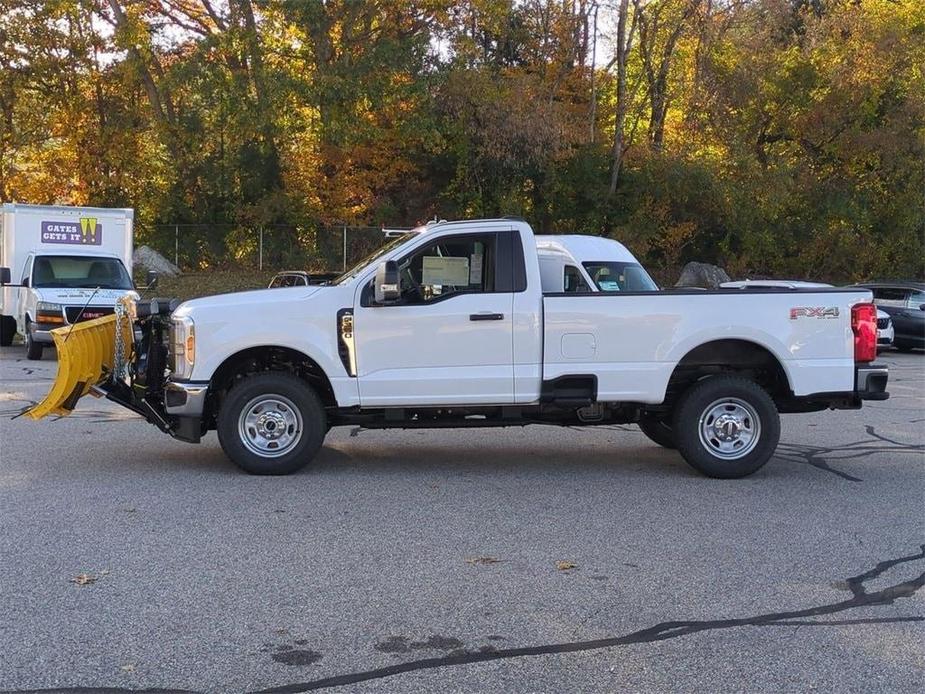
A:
[720, 280, 894, 348]
[535, 235, 659, 293]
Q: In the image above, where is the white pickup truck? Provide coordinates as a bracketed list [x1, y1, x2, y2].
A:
[22, 218, 889, 479]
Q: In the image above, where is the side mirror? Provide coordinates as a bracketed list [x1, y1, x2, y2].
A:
[0, 267, 9, 285]
[146, 270, 159, 290]
[919, 304, 925, 311]
[21, 276, 29, 288]
[374, 260, 400, 304]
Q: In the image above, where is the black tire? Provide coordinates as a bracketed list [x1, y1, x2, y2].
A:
[217, 372, 327, 475]
[25, 320, 43, 360]
[0, 316, 15, 347]
[673, 375, 780, 479]
[637, 415, 676, 449]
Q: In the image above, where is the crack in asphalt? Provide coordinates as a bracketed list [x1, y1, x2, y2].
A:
[5, 545, 922, 694]
[775, 425, 924, 482]
[248, 544, 925, 694]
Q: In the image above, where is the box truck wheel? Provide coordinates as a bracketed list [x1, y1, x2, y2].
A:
[25, 320, 43, 360]
[0, 316, 15, 347]
[673, 375, 780, 479]
[217, 372, 327, 475]
[637, 414, 676, 449]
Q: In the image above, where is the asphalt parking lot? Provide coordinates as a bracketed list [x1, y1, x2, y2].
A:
[0, 346, 923, 693]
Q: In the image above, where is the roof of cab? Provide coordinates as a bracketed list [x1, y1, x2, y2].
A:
[535, 235, 637, 263]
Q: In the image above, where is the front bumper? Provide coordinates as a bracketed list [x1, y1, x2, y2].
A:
[29, 323, 58, 343]
[164, 380, 209, 416]
[877, 324, 894, 345]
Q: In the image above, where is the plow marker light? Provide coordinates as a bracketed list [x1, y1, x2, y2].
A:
[26, 314, 133, 420]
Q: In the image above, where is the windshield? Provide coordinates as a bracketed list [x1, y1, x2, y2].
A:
[31, 255, 133, 290]
[582, 261, 658, 292]
[332, 233, 415, 285]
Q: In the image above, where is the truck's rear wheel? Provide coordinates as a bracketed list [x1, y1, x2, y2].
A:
[25, 320, 43, 360]
[217, 372, 327, 475]
[0, 316, 15, 347]
[637, 415, 676, 449]
[673, 375, 780, 479]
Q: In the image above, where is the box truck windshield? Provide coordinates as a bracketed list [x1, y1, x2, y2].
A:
[32, 255, 133, 290]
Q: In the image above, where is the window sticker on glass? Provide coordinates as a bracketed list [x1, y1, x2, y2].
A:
[422, 256, 470, 286]
[469, 254, 483, 284]
[599, 280, 621, 291]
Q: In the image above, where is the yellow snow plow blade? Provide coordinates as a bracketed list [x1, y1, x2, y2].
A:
[26, 314, 133, 419]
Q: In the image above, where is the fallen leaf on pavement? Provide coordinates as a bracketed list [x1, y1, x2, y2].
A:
[120, 664, 135, 673]
[556, 561, 578, 571]
[71, 573, 96, 586]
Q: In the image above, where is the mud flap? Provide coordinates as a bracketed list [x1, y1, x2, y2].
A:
[25, 314, 133, 419]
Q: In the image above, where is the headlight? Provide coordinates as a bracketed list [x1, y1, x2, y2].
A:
[170, 315, 195, 379]
[36, 302, 65, 324]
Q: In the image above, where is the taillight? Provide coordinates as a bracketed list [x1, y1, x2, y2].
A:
[851, 303, 877, 362]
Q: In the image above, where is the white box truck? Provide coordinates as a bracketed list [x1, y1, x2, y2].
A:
[0, 203, 136, 359]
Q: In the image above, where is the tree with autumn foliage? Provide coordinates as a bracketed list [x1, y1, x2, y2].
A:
[1, 0, 922, 280]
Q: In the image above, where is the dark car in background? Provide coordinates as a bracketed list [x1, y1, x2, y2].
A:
[855, 281, 925, 352]
[267, 270, 340, 289]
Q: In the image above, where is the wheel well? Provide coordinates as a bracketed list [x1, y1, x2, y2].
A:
[664, 340, 792, 406]
[207, 346, 337, 423]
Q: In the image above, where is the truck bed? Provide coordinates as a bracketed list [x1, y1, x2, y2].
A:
[542, 287, 873, 403]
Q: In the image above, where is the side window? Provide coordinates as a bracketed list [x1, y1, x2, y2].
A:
[563, 265, 590, 293]
[907, 290, 925, 309]
[872, 287, 910, 308]
[269, 276, 282, 288]
[21, 256, 32, 284]
[398, 234, 495, 304]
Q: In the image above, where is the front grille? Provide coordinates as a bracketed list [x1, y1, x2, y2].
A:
[65, 306, 115, 323]
[877, 317, 890, 329]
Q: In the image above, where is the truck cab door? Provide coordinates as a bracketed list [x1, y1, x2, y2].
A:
[16, 254, 33, 324]
[353, 229, 516, 407]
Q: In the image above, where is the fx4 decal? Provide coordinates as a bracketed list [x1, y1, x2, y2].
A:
[790, 306, 840, 320]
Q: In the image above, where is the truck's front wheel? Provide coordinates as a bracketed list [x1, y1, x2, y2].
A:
[217, 373, 327, 475]
[25, 320, 43, 360]
[673, 375, 780, 479]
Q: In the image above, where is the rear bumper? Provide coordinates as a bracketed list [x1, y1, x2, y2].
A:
[855, 363, 889, 401]
[781, 363, 889, 412]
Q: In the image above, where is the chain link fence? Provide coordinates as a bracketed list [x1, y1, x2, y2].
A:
[137, 224, 412, 274]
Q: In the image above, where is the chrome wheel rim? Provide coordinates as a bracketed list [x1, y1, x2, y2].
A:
[238, 394, 303, 458]
[698, 397, 761, 460]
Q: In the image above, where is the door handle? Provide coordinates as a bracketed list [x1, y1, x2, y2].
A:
[470, 312, 504, 321]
